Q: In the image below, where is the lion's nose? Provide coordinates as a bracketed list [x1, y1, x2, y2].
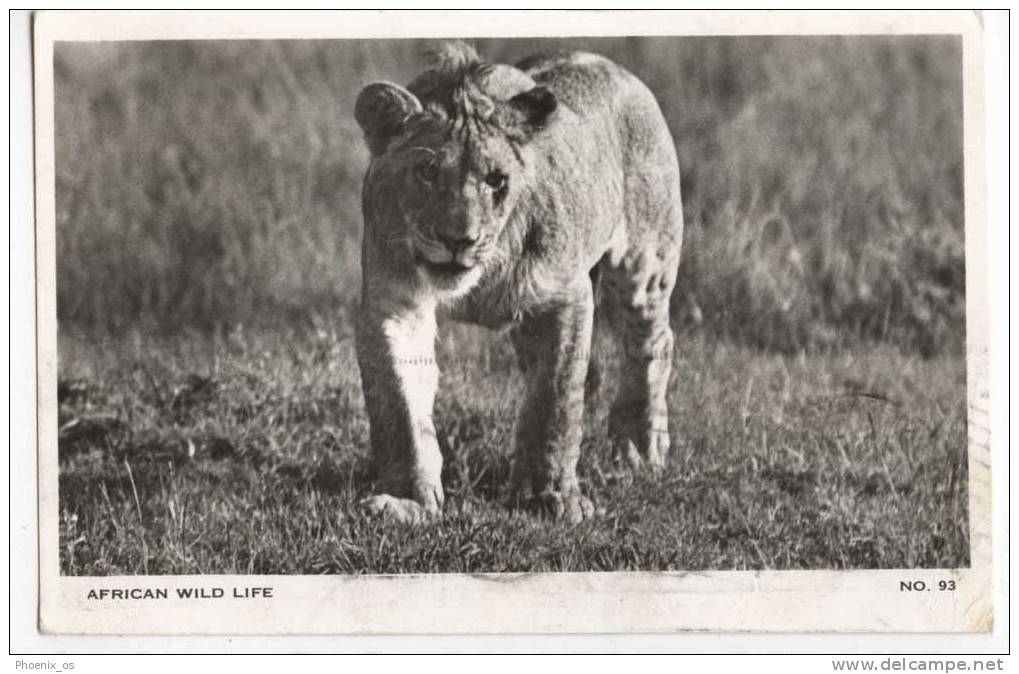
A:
[437, 231, 479, 254]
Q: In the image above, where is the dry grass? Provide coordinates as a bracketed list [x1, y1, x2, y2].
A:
[58, 326, 968, 574]
[55, 36, 964, 353]
[54, 36, 969, 574]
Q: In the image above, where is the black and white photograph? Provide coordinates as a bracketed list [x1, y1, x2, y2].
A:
[26, 10, 997, 637]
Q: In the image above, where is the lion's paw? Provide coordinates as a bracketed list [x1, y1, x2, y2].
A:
[525, 491, 598, 524]
[359, 494, 438, 525]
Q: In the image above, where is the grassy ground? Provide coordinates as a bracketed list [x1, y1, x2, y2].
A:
[54, 35, 969, 574]
[58, 326, 968, 574]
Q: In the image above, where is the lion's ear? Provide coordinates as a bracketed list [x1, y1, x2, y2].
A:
[507, 86, 557, 136]
[355, 82, 423, 155]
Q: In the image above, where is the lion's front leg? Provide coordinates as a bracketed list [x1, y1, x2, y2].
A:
[356, 301, 443, 524]
[510, 284, 596, 524]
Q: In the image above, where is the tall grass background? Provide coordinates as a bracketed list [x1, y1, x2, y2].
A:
[55, 36, 964, 355]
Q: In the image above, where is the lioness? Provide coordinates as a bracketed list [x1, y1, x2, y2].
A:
[354, 43, 683, 523]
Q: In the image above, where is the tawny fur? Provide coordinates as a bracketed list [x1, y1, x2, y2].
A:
[355, 42, 683, 523]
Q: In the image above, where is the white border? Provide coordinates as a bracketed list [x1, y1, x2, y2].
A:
[13, 9, 1002, 648]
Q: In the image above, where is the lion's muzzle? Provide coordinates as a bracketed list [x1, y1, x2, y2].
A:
[416, 232, 484, 271]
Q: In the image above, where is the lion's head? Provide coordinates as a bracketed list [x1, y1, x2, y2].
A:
[356, 42, 557, 295]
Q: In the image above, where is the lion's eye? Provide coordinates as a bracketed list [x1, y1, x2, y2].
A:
[484, 171, 508, 191]
[415, 161, 438, 184]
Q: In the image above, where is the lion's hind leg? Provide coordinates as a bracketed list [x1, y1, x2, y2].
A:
[602, 248, 677, 471]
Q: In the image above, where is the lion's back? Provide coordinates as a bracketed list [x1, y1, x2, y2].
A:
[516, 51, 672, 147]
[516, 51, 683, 267]
[518, 51, 631, 111]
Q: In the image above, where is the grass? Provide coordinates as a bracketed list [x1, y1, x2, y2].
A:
[58, 326, 968, 574]
[54, 36, 964, 354]
[54, 35, 969, 573]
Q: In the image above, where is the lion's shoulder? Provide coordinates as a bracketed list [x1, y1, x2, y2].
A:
[515, 51, 653, 116]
